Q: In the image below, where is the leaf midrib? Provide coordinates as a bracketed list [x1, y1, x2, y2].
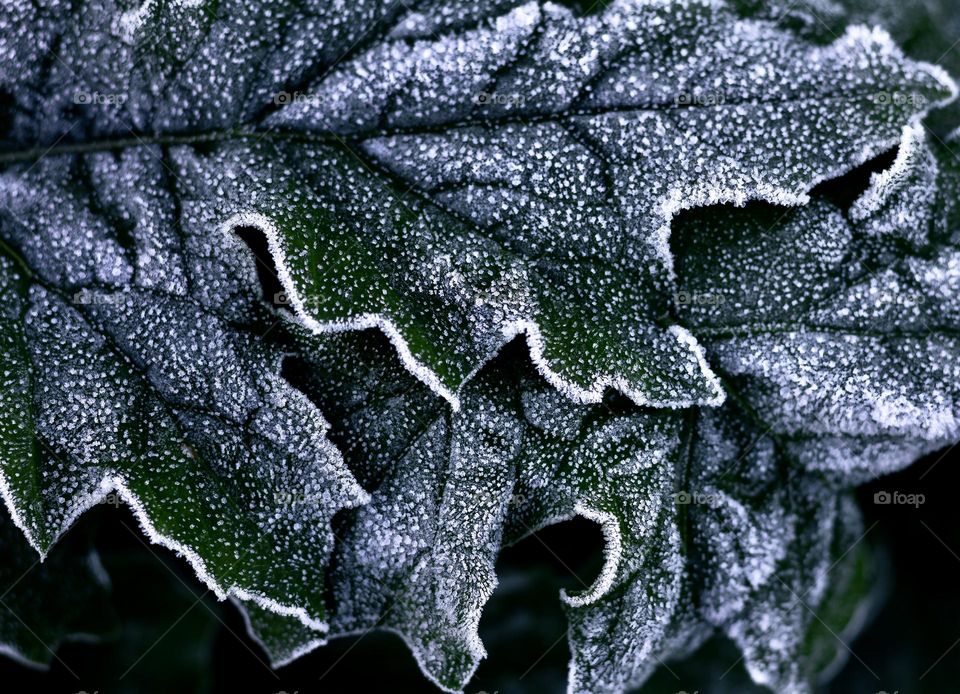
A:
[0, 83, 936, 165]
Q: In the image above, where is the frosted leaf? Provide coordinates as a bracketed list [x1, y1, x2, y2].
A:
[1, 0, 953, 410]
[0, 1, 956, 690]
[232, 329, 875, 693]
[689, 410, 878, 693]
[0, 505, 115, 668]
[674, 126, 960, 484]
[729, 491, 874, 694]
[230, 123, 960, 680]
[233, 598, 326, 669]
[823, 0, 960, 133]
[849, 125, 939, 249]
[0, 0, 450, 142]
[257, 0, 953, 408]
[331, 384, 518, 689]
[0, 148, 367, 632]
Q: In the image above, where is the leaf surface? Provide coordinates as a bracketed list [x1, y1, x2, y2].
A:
[237, 123, 960, 692]
[0, 2, 958, 690]
[674, 126, 960, 483]
[0, 149, 367, 631]
[0, 0, 953, 408]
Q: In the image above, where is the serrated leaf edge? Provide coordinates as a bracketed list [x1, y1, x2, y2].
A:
[232, 597, 329, 669]
[217, 26, 957, 415]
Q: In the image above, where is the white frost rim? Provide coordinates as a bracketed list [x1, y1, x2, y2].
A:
[560, 504, 622, 608]
[0, 473, 331, 633]
[324, 624, 475, 694]
[223, 212, 727, 413]
[851, 123, 931, 221]
[219, 26, 956, 417]
[0, 632, 106, 672]
[232, 597, 329, 669]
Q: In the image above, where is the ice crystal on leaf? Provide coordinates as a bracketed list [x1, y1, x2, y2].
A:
[252, 0, 955, 409]
[675, 126, 960, 483]
[236, 327, 876, 694]
[0, 0, 958, 692]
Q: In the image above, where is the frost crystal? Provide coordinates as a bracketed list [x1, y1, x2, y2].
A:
[675, 127, 960, 483]
[236, 327, 881, 694]
[237, 123, 960, 693]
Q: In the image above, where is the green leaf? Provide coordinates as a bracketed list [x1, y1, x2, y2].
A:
[674, 125, 960, 484]
[0, 149, 367, 633]
[689, 410, 877, 693]
[800, 534, 879, 684]
[233, 121, 960, 692]
[243, 329, 691, 691]
[233, 325, 879, 693]
[234, 598, 325, 669]
[1, 2, 958, 691]
[0, 505, 116, 668]
[1, 0, 953, 410]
